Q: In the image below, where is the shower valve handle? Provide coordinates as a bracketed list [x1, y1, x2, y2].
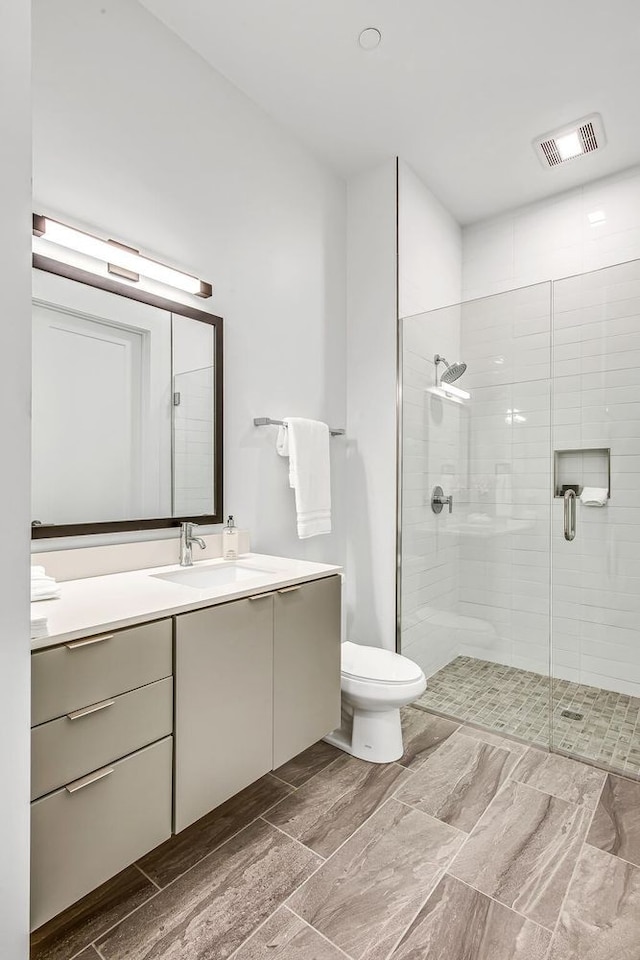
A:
[431, 486, 453, 514]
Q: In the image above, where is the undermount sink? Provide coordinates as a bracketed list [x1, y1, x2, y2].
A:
[152, 562, 277, 590]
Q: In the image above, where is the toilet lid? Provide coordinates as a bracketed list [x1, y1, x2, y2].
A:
[341, 641, 424, 684]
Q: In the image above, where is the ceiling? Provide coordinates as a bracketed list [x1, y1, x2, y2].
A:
[139, 0, 640, 224]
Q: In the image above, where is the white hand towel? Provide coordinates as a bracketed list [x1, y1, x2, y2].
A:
[31, 565, 47, 579]
[276, 418, 331, 539]
[580, 486, 608, 506]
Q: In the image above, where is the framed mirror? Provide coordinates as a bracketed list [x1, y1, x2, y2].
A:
[31, 255, 223, 538]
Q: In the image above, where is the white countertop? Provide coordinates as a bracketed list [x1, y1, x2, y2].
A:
[31, 553, 342, 650]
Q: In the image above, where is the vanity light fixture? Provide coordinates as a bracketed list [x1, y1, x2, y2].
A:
[32, 214, 212, 298]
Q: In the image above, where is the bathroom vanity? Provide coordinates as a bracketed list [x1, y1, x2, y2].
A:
[30, 555, 341, 929]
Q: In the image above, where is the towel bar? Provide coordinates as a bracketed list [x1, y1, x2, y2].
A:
[254, 417, 345, 437]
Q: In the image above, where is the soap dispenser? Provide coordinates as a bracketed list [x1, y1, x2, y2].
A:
[223, 515, 239, 560]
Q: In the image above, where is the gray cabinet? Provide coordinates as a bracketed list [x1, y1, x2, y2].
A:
[31, 737, 172, 930]
[31, 618, 172, 726]
[31, 677, 173, 801]
[30, 620, 174, 930]
[273, 576, 342, 768]
[174, 593, 274, 833]
[30, 572, 342, 929]
[174, 575, 342, 831]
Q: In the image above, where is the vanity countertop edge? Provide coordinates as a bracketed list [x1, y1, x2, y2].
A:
[31, 553, 343, 651]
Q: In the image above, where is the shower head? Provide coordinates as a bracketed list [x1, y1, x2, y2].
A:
[434, 354, 467, 385]
[441, 361, 467, 384]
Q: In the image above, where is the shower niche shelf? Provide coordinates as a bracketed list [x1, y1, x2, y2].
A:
[553, 448, 610, 499]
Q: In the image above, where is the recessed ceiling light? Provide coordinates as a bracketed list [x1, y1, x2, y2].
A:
[555, 131, 582, 161]
[358, 27, 381, 51]
[588, 210, 606, 225]
[533, 114, 606, 168]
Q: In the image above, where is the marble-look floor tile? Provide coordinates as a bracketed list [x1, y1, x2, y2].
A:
[273, 741, 342, 788]
[450, 780, 588, 930]
[232, 907, 345, 960]
[72, 950, 101, 960]
[587, 773, 640, 867]
[511, 749, 606, 808]
[97, 819, 320, 960]
[288, 798, 464, 960]
[388, 874, 551, 960]
[396, 733, 522, 832]
[139, 774, 293, 887]
[264, 755, 411, 857]
[549, 844, 640, 959]
[30, 865, 156, 960]
[456, 725, 529, 758]
[398, 708, 460, 771]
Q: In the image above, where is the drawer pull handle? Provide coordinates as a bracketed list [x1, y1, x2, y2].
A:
[278, 586, 301, 594]
[65, 765, 114, 794]
[248, 592, 275, 601]
[66, 698, 115, 721]
[65, 634, 113, 650]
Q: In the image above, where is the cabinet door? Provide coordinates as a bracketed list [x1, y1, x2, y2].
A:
[31, 737, 172, 930]
[174, 595, 274, 833]
[273, 576, 342, 768]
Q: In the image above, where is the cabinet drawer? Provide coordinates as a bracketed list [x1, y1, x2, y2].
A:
[31, 619, 172, 726]
[31, 677, 173, 801]
[31, 736, 172, 931]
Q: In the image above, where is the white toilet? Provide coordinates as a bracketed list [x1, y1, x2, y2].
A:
[324, 641, 427, 763]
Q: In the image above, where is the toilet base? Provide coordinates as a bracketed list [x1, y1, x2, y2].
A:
[324, 706, 404, 764]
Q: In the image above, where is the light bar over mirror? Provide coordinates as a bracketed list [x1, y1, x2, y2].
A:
[32, 214, 213, 299]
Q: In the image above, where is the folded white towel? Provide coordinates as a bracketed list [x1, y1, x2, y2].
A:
[30, 613, 49, 640]
[580, 486, 608, 506]
[277, 418, 331, 539]
[31, 570, 61, 601]
[31, 585, 61, 601]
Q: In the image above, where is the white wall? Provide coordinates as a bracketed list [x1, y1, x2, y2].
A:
[32, 0, 346, 567]
[346, 160, 398, 649]
[398, 162, 462, 671]
[0, 1, 31, 956]
[463, 165, 640, 300]
[399, 161, 462, 320]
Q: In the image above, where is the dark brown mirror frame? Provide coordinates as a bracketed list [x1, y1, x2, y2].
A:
[31, 253, 223, 539]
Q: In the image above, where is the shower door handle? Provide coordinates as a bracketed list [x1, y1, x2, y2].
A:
[563, 489, 576, 542]
[431, 486, 453, 514]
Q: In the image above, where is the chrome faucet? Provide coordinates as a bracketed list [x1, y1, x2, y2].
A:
[179, 522, 206, 567]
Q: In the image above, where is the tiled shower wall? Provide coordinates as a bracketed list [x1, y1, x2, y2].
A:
[402, 258, 640, 701]
[552, 259, 640, 698]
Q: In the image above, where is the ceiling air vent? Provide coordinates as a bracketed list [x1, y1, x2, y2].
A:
[534, 114, 606, 168]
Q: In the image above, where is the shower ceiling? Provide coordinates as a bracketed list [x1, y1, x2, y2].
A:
[139, 0, 640, 223]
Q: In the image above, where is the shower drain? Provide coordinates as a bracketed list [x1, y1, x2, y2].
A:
[560, 709, 584, 721]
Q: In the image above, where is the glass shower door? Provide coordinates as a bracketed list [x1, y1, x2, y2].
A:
[400, 282, 553, 747]
[551, 259, 640, 775]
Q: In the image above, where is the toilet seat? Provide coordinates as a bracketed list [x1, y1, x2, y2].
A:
[341, 640, 423, 685]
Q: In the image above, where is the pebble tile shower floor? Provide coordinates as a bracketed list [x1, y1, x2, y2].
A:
[418, 655, 640, 778]
[31, 707, 640, 960]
